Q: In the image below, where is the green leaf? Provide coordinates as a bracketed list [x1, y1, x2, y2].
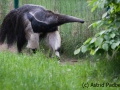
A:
[117, 0, 120, 3]
[88, 22, 97, 28]
[74, 48, 80, 55]
[102, 12, 107, 19]
[83, 38, 92, 45]
[110, 40, 115, 44]
[115, 22, 120, 27]
[90, 47, 99, 55]
[92, 22, 97, 28]
[88, 21, 102, 28]
[110, 33, 115, 38]
[102, 43, 109, 51]
[88, 23, 93, 28]
[116, 41, 120, 45]
[111, 43, 119, 49]
[90, 37, 96, 44]
[81, 45, 88, 53]
[90, 49, 95, 55]
[111, 41, 120, 49]
[104, 35, 110, 40]
[95, 37, 103, 47]
[99, 30, 106, 35]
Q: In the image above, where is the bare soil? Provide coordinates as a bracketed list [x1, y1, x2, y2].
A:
[0, 44, 17, 53]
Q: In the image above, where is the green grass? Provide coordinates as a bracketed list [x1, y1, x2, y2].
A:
[0, 51, 120, 90]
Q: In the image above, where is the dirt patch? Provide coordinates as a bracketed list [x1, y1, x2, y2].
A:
[60, 56, 79, 65]
[60, 60, 78, 65]
[0, 44, 17, 53]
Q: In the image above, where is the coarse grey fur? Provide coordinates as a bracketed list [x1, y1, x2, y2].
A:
[0, 4, 84, 57]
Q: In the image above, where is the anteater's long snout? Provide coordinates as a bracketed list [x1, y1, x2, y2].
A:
[60, 14, 85, 24]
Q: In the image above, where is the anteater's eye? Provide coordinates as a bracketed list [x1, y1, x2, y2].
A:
[61, 18, 65, 21]
[55, 16, 58, 19]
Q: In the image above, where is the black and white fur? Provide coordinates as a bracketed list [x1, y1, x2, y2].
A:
[26, 12, 61, 57]
[0, 4, 84, 58]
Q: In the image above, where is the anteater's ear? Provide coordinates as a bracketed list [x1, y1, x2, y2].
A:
[27, 12, 49, 33]
[30, 20, 48, 33]
[28, 12, 48, 24]
[27, 12, 33, 21]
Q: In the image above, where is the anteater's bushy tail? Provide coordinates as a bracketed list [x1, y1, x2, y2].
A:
[0, 10, 17, 47]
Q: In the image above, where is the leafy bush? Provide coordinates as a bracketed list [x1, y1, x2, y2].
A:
[75, 0, 120, 59]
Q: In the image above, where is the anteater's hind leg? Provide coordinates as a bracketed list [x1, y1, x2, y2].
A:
[24, 18, 40, 53]
[46, 31, 61, 58]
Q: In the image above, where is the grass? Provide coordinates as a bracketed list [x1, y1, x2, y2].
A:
[0, 51, 120, 90]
